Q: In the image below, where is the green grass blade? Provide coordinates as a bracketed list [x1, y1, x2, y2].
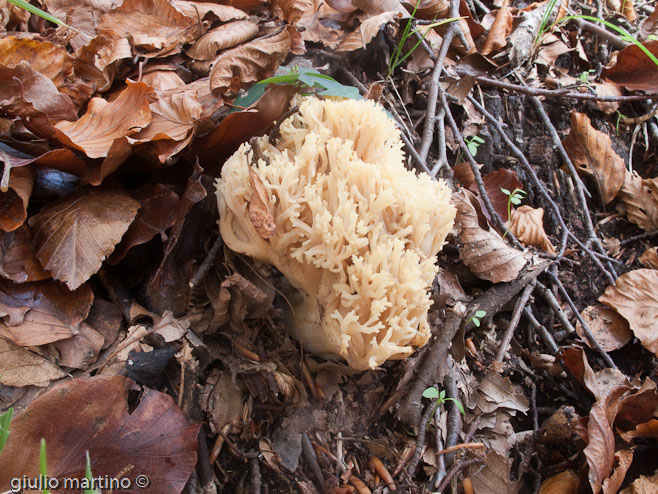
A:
[0, 407, 13, 454]
[40, 438, 50, 494]
[7, 0, 86, 36]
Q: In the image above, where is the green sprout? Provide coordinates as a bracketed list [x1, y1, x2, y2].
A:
[0, 407, 13, 454]
[614, 110, 627, 136]
[422, 386, 465, 421]
[534, 0, 561, 45]
[468, 310, 487, 328]
[501, 187, 526, 221]
[387, 2, 462, 78]
[455, 135, 485, 165]
[578, 69, 596, 85]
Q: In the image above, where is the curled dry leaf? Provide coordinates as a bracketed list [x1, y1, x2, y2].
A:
[539, 470, 579, 494]
[602, 40, 658, 92]
[576, 305, 632, 352]
[620, 471, 658, 494]
[0, 164, 34, 232]
[639, 7, 658, 41]
[54, 81, 153, 159]
[640, 247, 658, 269]
[0, 375, 200, 493]
[0, 61, 77, 122]
[29, 184, 141, 290]
[0, 224, 49, 283]
[0, 279, 93, 346]
[509, 206, 556, 254]
[599, 269, 658, 356]
[0, 337, 66, 387]
[271, 0, 314, 23]
[481, 0, 513, 56]
[469, 451, 521, 494]
[337, 11, 401, 51]
[617, 171, 658, 232]
[53, 322, 104, 369]
[562, 112, 625, 205]
[454, 190, 527, 283]
[186, 20, 260, 60]
[171, 0, 248, 21]
[97, 0, 197, 58]
[248, 166, 277, 238]
[210, 29, 291, 96]
[0, 37, 74, 90]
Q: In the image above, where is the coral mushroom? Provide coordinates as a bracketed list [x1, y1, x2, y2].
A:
[215, 97, 455, 369]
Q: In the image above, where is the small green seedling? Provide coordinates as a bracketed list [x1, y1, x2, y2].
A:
[578, 69, 596, 85]
[455, 135, 485, 164]
[501, 187, 527, 222]
[468, 310, 487, 328]
[534, 0, 561, 46]
[40, 439, 50, 494]
[422, 386, 465, 421]
[614, 110, 627, 136]
[0, 407, 13, 454]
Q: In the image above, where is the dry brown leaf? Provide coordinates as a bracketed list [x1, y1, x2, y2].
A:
[539, 470, 579, 494]
[171, 0, 248, 21]
[562, 112, 625, 205]
[29, 184, 141, 290]
[0, 375, 200, 492]
[576, 305, 632, 352]
[201, 369, 244, 432]
[0, 337, 66, 387]
[602, 449, 634, 494]
[599, 268, 658, 356]
[602, 40, 658, 92]
[0, 279, 94, 347]
[0, 224, 49, 283]
[509, 206, 556, 254]
[0, 61, 77, 122]
[0, 37, 74, 90]
[210, 29, 290, 95]
[53, 322, 104, 369]
[481, 0, 512, 55]
[109, 184, 181, 264]
[97, 0, 197, 58]
[640, 247, 658, 269]
[469, 451, 520, 494]
[454, 190, 527, 283]
[186, 20, 259, 60]
[337, 11, 401, 51]
[620, 471, 658, 494]
[639, 7, 658, 41]
[248, 167, 277, 238]
[620, 419, 658, 441]
[0, 164, 34, 232]
[471, 168, 524, 224]
[271, 0, 314, 23]
[54, 81, 153, 159]
[592, 82, 622, 114]
[617, 171, 658, 232]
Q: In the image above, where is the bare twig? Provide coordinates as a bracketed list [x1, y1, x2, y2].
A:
[250, 457, 262, 494]
[472, 76, 657, 102]
[189, 234, 223, 288]
[418, 0, 461, 162]
[302, 433, 325, 490]
[620, 229, 658, 245]
[523, 307, 559, 354]
[495, 281, 536, 362]
[407, 401, 435, 479]
[434, 458, 483, 493]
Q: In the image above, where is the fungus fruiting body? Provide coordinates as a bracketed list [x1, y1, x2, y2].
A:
[216, 97, 455, 370]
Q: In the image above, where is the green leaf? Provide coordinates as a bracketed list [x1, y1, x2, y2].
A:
[232, 83, 266, 110]
[446, 398, 466, 415]
[258, 72, 299, 85]
[500, 187, 510, 196]
[475, 310, 487, 318]
[0, 407, 13, 454]
[318, 85, 361, 99]
[511, 197, 522, 205]
[472, 318, 481, 327]
[423, 387, 439, 399]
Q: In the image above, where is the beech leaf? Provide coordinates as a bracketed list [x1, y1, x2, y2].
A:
[509, 206, 556, 254]
[29, 184, 141, 290]
[617, 171, 658, 232]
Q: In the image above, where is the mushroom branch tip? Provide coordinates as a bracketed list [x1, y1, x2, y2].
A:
[215, 96, 455, 370]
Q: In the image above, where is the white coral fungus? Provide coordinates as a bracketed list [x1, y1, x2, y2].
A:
[216, 97, 455, 369]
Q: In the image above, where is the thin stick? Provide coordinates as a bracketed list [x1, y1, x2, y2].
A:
[189, 234, 223, 288]
[407, 401, 435, 479]
[436, 443, 486, 456]
[418, 0, 461, 162]
[434, 458, 483, 493]
[495, 281, 536, 362]
[523, 307, 559, 354]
